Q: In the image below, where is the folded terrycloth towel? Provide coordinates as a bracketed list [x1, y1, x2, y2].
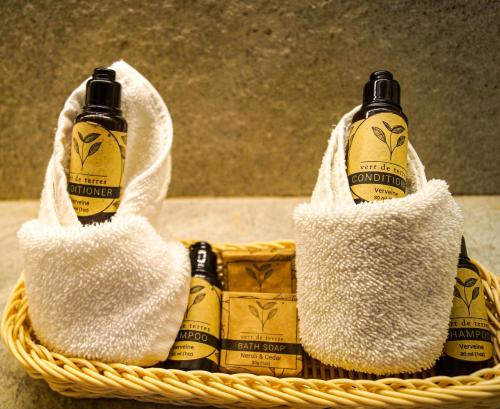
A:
[294, 106, 463, 374]
[18, 61, 190, 366]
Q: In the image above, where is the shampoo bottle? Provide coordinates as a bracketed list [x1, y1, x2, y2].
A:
[436, 238, 493, 375]
[166, 242, 222, 371]
[347, 70, 409, 203]
[68, 68, 127, 225]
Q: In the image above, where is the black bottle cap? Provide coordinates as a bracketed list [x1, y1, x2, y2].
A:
[460, 237, 469, 259]
[84, 68, 122, 111]
[189, 242, 218, 279]
[363, 70, 401, 107]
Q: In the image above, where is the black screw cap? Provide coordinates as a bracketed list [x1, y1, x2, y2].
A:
[363, 69, 401, 107]
[84, 67, 122, 111]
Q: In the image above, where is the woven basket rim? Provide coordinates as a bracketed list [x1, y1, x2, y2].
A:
[2, 240, 500, 408]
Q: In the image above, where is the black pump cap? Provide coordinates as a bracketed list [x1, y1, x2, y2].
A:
[84, 68, 122, 111]
[189, 242, 218, 279]
[363, 70, 401, 107]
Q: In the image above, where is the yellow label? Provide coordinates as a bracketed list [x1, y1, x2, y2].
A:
[68, 121, 127, 219]
[168, 277, 221, 364]
[443, 265, 493, 362]
[347, 112, 408, 202]
[220, 292, 302, 377]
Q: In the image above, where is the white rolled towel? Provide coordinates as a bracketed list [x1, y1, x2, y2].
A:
[18, 61, 190, 366]
[294, 106, 463, 374]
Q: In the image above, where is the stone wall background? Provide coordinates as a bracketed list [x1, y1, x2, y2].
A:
[1, 0, 499, 198]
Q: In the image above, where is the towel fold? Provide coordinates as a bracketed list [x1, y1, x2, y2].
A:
[294, 106, 463, 374]
[18, 61, 190, 366]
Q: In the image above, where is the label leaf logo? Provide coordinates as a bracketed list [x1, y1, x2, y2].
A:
[453, 276, 480, 315]
[87, 142, 102, 157]
[249, 301, 278, 331]
[372, 126, 387, 143]
[185, 285, 207, 315]
[81, 132, 100, 143]
[73, 131, 103, 170]
[245, 263, 274, 291]
[372, 122, 406, 160]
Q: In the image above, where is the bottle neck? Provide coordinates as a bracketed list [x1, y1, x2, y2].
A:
[362, 100, 402, 111]
[82, 104, 122, 116]
[457, 237, 480, 276]
[193, 272, 220, 287]
[353, 101, 408, 124]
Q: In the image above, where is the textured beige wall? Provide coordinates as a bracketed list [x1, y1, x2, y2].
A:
[0, 0, 499, 198]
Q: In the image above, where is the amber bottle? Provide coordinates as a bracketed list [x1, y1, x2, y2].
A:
[347, 70, 409, 203]
[68, 68, 127, 225]
[166, 242, 221, 371]
[435, 238, 494, 375]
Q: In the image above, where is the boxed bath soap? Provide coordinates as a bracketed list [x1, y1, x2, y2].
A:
[219, 291, 302, 376]
[221, 247, 295, 293]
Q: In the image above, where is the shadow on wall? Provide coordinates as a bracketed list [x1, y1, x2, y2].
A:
[0, 0, 499, 198]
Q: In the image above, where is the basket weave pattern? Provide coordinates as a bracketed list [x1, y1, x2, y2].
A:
[2, 241, 500, 408]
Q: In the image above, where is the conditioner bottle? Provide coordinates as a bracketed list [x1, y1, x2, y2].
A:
[347, 70, 409, 203]
[68, 68, 127, 225]
[166, 242, 221, 371]
[436, 238, 493, 375]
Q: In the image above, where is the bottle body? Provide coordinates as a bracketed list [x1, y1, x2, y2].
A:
[68, 68, 127, 225]
[69, 111, 127, 224]
[347, 71, 409, 203]
[436, 241, 493, 375]
[165, 242, 221, 371]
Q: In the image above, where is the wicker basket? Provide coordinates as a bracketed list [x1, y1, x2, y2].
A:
[2, 241, 500, 408]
